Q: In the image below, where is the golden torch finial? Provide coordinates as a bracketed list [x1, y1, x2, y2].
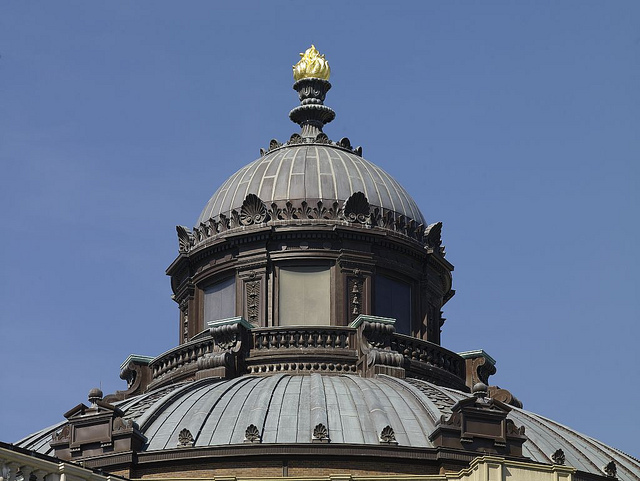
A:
[293, 45, 331, 81]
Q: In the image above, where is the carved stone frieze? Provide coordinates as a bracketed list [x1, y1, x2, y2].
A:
[245, 280, 261, 325]
[348, 276, 364, 323]
[186, 197, 433, 250]
[263, 132, 363, 156]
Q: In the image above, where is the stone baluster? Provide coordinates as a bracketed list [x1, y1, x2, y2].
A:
[33, 470, 49, 481]
[19, 467, 32, 481]
[6, 463, 21, 481]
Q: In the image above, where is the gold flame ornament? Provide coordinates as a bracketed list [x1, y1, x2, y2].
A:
[293, 45, 331, 81]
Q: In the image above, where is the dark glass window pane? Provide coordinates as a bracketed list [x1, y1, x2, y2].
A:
[204, 276, 236, 324]
[374, 275, 411, 334]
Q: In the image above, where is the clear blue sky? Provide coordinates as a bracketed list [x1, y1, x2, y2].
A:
[1, 1, 638, 456]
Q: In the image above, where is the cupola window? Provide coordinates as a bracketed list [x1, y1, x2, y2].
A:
[375, 275, 412, 334]
[204, 276, 236, 324]
[278, 266, 330, 326]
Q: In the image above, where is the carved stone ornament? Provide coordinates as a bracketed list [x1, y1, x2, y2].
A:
[244, 424, 261, 443]
[177, 428, 194, 447]
[269, 138, 282, 151]
[281, 201, 298, 220]
[218, 213, 230, 232]
[348, 277, 363, 322]
[343, 192, 371, 224]
[188, 199, 432, 249]
[230, 209, 241, 229]
[426, 222, 443, 249]
[604, 461, 617, 478]
[551, 448, 566, 465]
[315, 132, 331, 144]
[505, 419, 525, 436]
[440, 412, 462, 428]
[246, 280, 260, 325]
[52, 424, 71, 442]
[313, 200, 341, 220]
[337, 137, 351, 150]
[312, 423, 329, 442]
[176, 225, 194, 253]
[379, 425, 397, 444]
[240, 194, 269, 226]
[288, 133, 304, 145]
[113, 416, 133, 431]
[489, 386, 523, 408]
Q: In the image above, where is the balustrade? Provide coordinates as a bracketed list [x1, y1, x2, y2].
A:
[150, 337, 216, 380]
[251, 326, 355, 350]
[391, 333, 465, 379]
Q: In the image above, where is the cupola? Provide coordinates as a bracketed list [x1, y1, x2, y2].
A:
[167, 45, 453, 354]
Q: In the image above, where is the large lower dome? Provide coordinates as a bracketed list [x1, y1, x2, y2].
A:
[16, 374, 640, 481]
[196, 144, 426, 227]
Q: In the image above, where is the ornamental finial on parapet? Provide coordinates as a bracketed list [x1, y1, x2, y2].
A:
[293, 45, 331, 81]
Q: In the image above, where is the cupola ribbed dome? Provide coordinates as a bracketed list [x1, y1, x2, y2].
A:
[196, 144, 425, 227]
